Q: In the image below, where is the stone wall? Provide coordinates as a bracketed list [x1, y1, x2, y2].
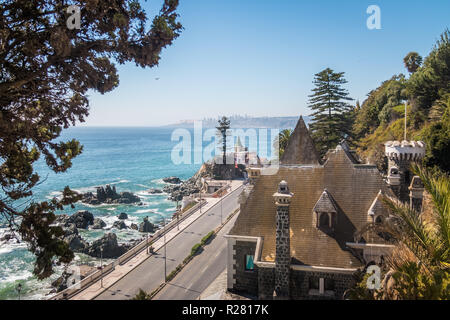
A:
[256, 266, 355, 300]
[232, 240, 258, 296]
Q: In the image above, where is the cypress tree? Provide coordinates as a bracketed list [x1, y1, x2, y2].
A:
[308, 68, 354, 157]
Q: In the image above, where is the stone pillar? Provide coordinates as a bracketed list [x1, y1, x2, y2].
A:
[409, 176, 424, 213]
[272, 180, 293, 300]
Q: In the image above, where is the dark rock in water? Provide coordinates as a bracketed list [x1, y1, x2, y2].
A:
[130, 223, 138, 230]
[55, 214, 72, 227]
[147, 188, 163, 194]
[117, 212, 128, 220]
[64, 234, 88, 253]
[139, 217, 155, 233]
[84, 233, 127, 259]
[0, 233, 14, 242]
[68, 210, 94, 229]
[91, 218, 106, 230]
[163, 176, 182, 184]
[113, 220, 127, 230]
[80, 185, 141, 205]
[64, 224, 79, 237]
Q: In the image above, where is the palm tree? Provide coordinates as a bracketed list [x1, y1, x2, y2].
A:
[273, 129, 292, 158]
[371, 165, 450, 299]
[216, 116, 231, 165]
[403, 52, 423, 73]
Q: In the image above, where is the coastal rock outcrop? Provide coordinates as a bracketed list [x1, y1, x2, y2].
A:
[91, 218, 106, 230]
[113, 220, 127, 230]
[139, 217, 155, 233]
[81, 185, 141, 205]
[163, 176, 182, 184]
[130, 223, 138, 230]
[84, 233, 128, 259]
[117, 212, 128, 220]
[64, 234, 88, 253]
[68, 210, 94, 229]
[147, 188, 163, 194]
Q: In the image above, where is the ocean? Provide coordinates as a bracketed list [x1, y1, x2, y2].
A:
[0, 127, 204, 300]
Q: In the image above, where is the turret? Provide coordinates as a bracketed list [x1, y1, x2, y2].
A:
[385, 140, 425, 202]
[409, 176, 425, 213]
[272, 180, 293, 300]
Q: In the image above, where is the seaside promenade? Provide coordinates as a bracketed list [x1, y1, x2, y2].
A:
[69, 180, 244, 300]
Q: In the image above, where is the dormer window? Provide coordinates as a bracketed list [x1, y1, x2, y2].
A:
[313, 189, 338, 231]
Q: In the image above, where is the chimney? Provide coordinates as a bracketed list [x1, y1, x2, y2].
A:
[272, 180, 293, 300]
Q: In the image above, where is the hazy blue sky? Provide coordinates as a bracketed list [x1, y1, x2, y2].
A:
[83, 0, 450, 126]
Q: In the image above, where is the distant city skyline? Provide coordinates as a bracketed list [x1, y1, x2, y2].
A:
[82, 0, 450, 127]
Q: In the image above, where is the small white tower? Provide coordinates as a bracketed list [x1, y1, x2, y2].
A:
[385, 140, 425, 201]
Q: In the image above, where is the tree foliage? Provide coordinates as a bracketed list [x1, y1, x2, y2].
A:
[353, 75, 407, 140]
[0, 0, 182, 279]
[273, 129, 292, 158]
[216, 116, 231, 165]
[307, 68, 354, 157]
[350, 165, 450, 299]
[403, 52, 423, 73]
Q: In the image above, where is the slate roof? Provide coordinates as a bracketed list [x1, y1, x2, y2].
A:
[229, 120, 391, 269]
[280, 116, 321, 165]
[313, 190, 338, 213]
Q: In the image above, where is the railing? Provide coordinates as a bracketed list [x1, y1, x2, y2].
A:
[50, 200, 206, 300]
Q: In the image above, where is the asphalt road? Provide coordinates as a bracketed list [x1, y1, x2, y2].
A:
[153, 213, 238, 300]
[95, 185, 242, 300]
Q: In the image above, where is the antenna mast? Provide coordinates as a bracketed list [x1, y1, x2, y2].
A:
[404, 101, 407, 141]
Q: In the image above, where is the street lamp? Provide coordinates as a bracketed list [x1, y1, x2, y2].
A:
[100, 247, 103, 288]
[163, 217, 167, 283]
[16, 283, 22, 300]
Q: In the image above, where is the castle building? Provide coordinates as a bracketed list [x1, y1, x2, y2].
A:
[226, 116, 426, 300]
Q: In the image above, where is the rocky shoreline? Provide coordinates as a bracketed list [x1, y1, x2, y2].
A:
[80, 185, 142, 205]
[55, 211, 156, 259]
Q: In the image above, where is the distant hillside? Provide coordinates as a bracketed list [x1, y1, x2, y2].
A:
[163, 115, 310, 129]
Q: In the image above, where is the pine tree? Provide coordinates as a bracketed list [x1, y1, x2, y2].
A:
[308, 68, 354, 157]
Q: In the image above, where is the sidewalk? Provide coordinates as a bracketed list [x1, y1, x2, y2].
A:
[70, 180, 243, 300]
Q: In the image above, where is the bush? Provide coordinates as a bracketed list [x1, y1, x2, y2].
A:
[190, 243, 202, 256]
[201, 231, 215, 246]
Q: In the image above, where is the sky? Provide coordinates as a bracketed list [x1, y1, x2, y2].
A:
[83, 0, 450, 127]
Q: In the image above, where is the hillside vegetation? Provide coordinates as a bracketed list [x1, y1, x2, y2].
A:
[352, 29, 450, 174]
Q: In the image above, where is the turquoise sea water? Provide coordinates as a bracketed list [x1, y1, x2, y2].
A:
[0, 127, 203, 300]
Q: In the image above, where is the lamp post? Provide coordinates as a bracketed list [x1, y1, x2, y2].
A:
[200, 178, 205, 214]
[220, 189, 223, 225]
[16, 283, 22, 300]
[100, 247, 103, 288]
[163, 217, 167, 283]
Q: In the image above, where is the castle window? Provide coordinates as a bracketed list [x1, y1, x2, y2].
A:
[309, 277, 319, 291]
[245, 255, 254, 271]
[319, 212, 330, 228]
[375, 215, 384, 224]
[313, 189, 338, 231]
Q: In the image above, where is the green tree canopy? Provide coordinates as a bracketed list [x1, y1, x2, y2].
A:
[403, 52, 423, 73]
[0, 0, 182, 279]
[308, 68, 354, 157]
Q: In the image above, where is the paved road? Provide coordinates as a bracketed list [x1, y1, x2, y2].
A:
[95, 186, 242, 300]
[153, 213, 238, 300]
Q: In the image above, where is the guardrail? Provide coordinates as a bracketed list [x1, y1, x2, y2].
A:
[50, 199, 206, 300]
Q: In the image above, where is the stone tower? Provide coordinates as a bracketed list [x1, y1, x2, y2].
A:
[385, 140, 425, 203]
[272, 180, 293, 300]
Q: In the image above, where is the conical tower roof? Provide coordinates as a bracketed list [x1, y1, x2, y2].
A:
[280, 116, 320, 165]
